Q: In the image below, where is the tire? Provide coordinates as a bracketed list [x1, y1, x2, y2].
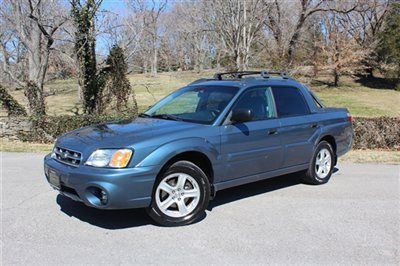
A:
[147, 160, 211, 226]
[302, 141, 335, 185]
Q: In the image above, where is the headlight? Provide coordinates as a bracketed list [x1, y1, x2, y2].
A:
[50, 144, 57, 159]
[85, 149, 133, 168]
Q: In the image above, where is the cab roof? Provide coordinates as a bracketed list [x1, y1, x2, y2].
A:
[188, 70, 303, 89]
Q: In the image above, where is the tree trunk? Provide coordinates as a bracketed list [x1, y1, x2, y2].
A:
[24, 81, 46, 116]
[26, 24, 47, 116]
[235, 51, 241, 71]
[366, 67, 374, 78]
[333, 70, 340, 87]
[152, 46, 158, 76]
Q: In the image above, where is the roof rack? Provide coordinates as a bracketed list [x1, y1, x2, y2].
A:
[213, 70, 290, 80]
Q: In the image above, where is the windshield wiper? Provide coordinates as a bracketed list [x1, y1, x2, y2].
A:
[150, 114, 183, 121]
[139, 113, 152, 118]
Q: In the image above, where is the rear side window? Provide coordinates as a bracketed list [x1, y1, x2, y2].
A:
[271, 87, 309, 117]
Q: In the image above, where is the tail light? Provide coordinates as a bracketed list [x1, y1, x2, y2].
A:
[347, 113, 353, 123]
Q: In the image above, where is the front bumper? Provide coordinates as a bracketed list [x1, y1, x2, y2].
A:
[44, 154, 158, 209]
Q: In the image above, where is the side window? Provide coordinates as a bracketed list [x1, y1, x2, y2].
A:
[271, 87, 309, 117]
[231, 87, 275, 121]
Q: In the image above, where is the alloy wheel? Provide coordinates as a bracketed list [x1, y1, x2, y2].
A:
[315, 148, 332, 179]
[155, 173, 200, 218]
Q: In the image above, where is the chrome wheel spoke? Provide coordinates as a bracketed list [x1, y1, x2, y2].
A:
[176, 199, 188, 215]
[159, 181, 174, 194]
[159, 196, 174, 210]
[317, 166, 323, 175]
[182, 188, 199, 199]
[176, 174, 187, 189]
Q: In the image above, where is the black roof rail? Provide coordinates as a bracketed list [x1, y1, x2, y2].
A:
[213, 70, 290, 80]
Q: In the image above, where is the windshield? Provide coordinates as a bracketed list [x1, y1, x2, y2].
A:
[143, 86, 239, 124]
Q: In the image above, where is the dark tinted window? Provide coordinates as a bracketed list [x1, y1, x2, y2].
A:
[272, 87, 309, 117]
[232, 87, 275, 121]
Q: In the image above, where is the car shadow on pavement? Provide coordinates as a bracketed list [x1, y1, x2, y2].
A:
[207, 167, 339, 211]
[56, 168, 338, 229]
[56, 195, 154, 229]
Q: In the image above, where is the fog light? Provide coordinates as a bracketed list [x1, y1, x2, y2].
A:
[100, 190, 108, 205]
[86, 187, 109, 206]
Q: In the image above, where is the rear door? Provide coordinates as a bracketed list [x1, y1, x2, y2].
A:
[220, 87, 283, 180]
[271, 86, 316, 167]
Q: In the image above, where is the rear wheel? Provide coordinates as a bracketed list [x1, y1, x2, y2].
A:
[147, 161, 210, 226]
[302, 141, 334, 185]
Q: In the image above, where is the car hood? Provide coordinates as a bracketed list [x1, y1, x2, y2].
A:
[56, 117, 201, 151]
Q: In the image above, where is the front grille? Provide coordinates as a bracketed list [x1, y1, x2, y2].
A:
[54, 147, 82, 167]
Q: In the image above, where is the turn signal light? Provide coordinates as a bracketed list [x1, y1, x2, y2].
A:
[109, 149, 132, 168]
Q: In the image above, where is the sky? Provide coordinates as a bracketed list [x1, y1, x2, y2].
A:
[96, 0, 129, 55]
[101, 0, 127, 13]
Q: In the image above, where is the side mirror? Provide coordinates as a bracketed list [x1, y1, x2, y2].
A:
[231, 108, 253, 124]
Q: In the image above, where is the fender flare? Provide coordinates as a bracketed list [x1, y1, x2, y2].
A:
[136, 137, 219, 169]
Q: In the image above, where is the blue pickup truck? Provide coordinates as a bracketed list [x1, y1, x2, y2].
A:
[44, 71, 353, 226]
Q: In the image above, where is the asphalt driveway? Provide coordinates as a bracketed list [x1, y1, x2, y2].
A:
[1, 152, 399, 265]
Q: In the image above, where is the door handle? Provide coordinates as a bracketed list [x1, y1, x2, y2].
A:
[311, 123, 318, 128]
[268, 129, 278, 135]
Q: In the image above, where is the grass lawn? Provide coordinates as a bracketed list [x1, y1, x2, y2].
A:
[1, 140, 53, 153]
[3, 71, 399, 117]
[340, 149, 400, 164]
[1, 140, 398, 164]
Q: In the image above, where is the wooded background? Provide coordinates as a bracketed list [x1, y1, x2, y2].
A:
[0, 0, 399, 117]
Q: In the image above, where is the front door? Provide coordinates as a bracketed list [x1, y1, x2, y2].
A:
[220, 87, 283, 181]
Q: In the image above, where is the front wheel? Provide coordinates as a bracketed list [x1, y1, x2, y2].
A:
[302, 141, 335, 185]
[147, 161, 210, 226]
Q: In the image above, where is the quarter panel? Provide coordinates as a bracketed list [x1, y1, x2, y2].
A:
[279, 116, 315, 166]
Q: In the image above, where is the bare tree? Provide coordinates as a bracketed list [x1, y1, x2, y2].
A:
[264, 0, 358, 68]
[204, 0, 267, 70]
[160, 1, 214, 72]
[127, 0, 167, 76]
[319, 13, 369, 86]
[0, 0, 67, 116]
[344, 0, 390, 76]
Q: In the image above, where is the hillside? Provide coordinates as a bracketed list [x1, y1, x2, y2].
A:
[3, 71, 400, 117]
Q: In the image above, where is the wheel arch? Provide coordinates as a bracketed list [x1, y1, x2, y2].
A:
[138, 138, 217, 196]
[319, 134, 337, 165]
[156, 151, 214, 185]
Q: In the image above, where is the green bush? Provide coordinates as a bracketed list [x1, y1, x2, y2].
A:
[0, 85, 27, 116]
